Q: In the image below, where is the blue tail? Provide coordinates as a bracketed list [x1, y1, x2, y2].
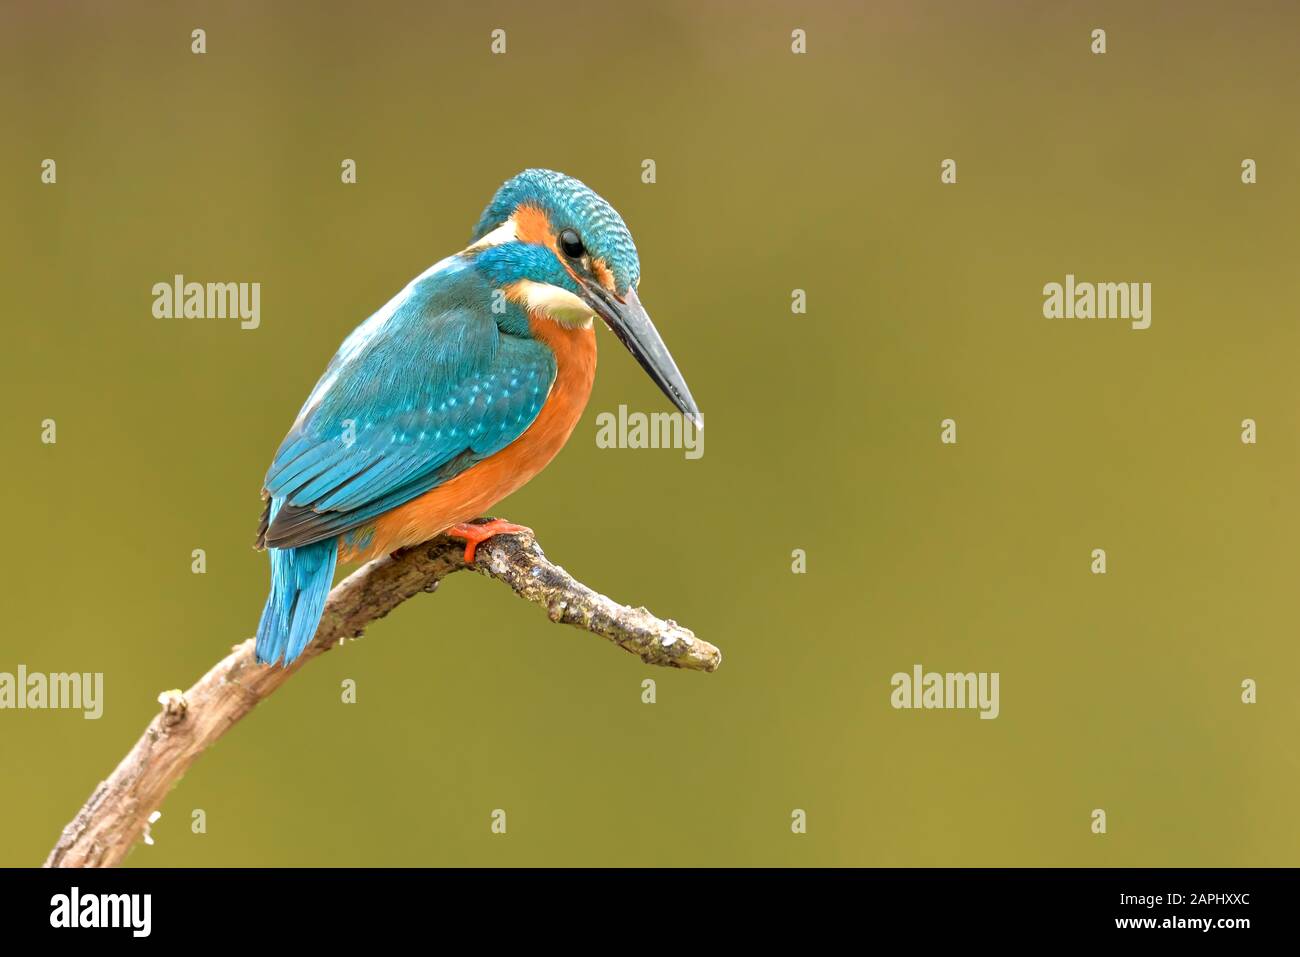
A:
[255, 498, 339, 666]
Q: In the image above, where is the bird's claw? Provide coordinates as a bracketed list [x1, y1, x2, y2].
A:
[445, 519, 534, 564]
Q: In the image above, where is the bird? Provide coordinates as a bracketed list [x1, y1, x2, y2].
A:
[252, 169, 702, 666]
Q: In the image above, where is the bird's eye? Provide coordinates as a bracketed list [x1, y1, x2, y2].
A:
[559, 229, 585, 259]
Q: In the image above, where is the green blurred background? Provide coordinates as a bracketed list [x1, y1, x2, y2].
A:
[2, 0, 1296, 866]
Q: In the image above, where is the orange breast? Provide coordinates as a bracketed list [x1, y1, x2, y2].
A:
[339, 316, 597, 563]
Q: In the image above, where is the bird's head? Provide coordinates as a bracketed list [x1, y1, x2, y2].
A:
[468, 169, 701, 428]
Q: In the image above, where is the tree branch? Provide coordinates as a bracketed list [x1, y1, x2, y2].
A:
[43, 524, 720, 867]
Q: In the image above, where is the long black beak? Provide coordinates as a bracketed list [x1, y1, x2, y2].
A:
[579, 281, 703, 429]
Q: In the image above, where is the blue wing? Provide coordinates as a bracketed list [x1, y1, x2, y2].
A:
[258, 257, 554, 549]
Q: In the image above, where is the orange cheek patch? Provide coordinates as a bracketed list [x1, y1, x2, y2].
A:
[591, 257, 616, 293]
[513, 204, 557, 252]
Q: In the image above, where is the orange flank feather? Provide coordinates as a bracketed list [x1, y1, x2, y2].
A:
[337, 313, 597, 563]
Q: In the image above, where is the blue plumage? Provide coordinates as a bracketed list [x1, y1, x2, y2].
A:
[255, 499, 338, 666]
[262, 259, 554, 549]
[254, 255, 554, 665]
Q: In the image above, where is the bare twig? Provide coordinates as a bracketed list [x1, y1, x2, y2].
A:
[44, 524, 719, 867]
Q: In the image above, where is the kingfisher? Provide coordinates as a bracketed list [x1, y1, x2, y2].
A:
[252, 169, 701, 666]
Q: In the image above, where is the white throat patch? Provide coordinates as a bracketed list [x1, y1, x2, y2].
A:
[513, 280, 596, 328]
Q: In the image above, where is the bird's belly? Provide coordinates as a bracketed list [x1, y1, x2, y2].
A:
[340, 322, 596, 563]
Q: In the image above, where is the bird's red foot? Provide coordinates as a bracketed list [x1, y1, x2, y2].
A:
[445, 519, 534, 564]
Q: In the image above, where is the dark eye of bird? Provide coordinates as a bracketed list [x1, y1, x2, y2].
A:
[559, 229, 585, 259]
